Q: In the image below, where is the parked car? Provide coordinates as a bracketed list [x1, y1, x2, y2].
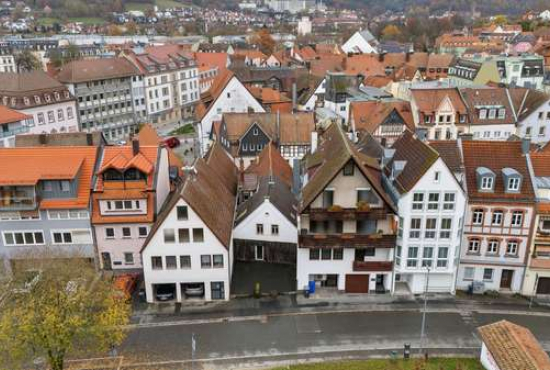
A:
[164, 137, 180, 148]
[184, 283, 204, 297]
[113, 274, 138, 302]
[155, 285, 175, 301]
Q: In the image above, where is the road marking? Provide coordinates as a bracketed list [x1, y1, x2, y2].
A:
[125, 314, 268, 329]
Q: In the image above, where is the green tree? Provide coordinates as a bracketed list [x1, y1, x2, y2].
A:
[0, 257, 130, 370]
[14, 50, 43, 72]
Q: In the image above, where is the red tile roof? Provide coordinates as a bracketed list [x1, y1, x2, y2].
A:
[350, 101, 414, 134]
[0, 105, 31, 125]
[411, 88, 468, 114]
[245, 142, 293, 189]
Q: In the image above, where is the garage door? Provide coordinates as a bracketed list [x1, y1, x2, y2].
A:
[537, 277, 550, 294]
[345, 274, 369, 293]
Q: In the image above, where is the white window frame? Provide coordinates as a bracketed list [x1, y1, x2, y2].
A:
[3, 230, 45, 246]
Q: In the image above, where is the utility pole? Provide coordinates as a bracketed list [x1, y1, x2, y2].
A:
[419, 266, 431, 355]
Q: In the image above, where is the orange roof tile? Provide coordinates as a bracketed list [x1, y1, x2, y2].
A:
[350, 101, 414, 134]
[193, 52, 229, 72]
[248, 86, 291, 104]
[0, 105, 31, 125]
[245, 142, 293, 188]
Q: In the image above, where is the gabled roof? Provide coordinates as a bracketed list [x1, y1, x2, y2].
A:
[461, 140, 535, 201]
[193, 52, 229, 72]
[410, 87, 468, 114]
[385, 130, 440, 193]
[204, 140, 238, 194]
[478, 320, 550, 370]
[235, 176, 297, 227]
[350, 101, 414, 134]
[301, 123, 396, 212]
[515, 89, 550, 122]
[428, 140, 462, 174]
[460, 86, 516, 125]
[244, 142, 293, 189]
[0, 105, 31, 125]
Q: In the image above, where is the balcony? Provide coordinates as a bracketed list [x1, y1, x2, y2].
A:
[299, 233, 396, 248]
[0, 187, 37, 211]
[353, 261, 393, 272]
[307, 207, 390, 221]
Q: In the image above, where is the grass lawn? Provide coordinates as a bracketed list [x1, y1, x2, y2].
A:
[37, 17, 60, 25]
[270, 358, 483, 370]
[68, 17, 107, 25]
[126, 0, 190, 11]
[169, 123, 195, 135]
[125, 1, 154, 11]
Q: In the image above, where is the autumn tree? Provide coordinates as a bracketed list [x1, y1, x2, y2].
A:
[14, 50, 43, 72]
[251, 28, 276, 55]
[0, 256, 130, 370]
[380, 24, 402, 41]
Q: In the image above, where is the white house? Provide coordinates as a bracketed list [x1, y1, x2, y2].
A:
[540, 10, 550, 21]
[341, 29, 380, 54]
[141, 143, 237, 302]
[0, 54, 15, 73]
[514, 89, 550, 144]
[197, 70, 265, 154]
[383, 131, 466, 294]
[298, 78, 325, 112]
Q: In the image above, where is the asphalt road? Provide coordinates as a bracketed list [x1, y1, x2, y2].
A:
[99, 309, 550, 369]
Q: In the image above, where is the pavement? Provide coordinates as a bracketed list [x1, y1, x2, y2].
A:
[231, 261, 296, 296]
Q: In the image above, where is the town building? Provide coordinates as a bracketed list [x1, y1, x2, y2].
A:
[382, 132, 466, 294]
[512, 89, 550, 144]
[0, 71, 79, 135]
[91, 139, 171, 271]
[0, 53, 15, 73]
[0, 105, 33, 147]
[57, 58, 143, 142]
[141, 143, 237, 302]
[297, 123, 398, 294]
[456, 140, 535, 293]
[341, 29, 380, 54]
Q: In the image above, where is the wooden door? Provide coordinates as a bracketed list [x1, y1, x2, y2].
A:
[345, 274, 369, 293]
[500, 269, 513, 289]
[537, 277, 550, 294]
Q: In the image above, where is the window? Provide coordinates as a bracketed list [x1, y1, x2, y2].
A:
[309, 248, 320, 260]
[422, 247, 433, 267]
[487, 239, 499, 254]
[166, 256, 177, 269]
[67, 107, 74, 119]
[253, 127, 259, 136]
[511, 211, 523, 227]
[271, 225, 279, 235]
[48, 111, 55, 123]
[164, 229, 175, 243]
[488, 109, 496, 119]
[57, 109, 64, 121]
[427, 193, 439, 211]
[443, 193, 455, 211]
[483, 268, 493, 281]
[468, 239, 480, 254]
[407, 246, 419, 267]
[437, 247, 448, 268]
[105, 228, 115, 239]
[333, 248, 343, 260]
[138, 227, 148, 237]
[396, 246, 402, 267]
[506, 241, 519, 256]
[122, 227, 131, 238]
[124, 253, 134, 265]
[178, 228, 190, 243]
[398, 217, 404, 238]
[151, 256, 162, 270]
[256, 224, 264, 235]
[526, 127, 532, 136]
[492, 211, 503, 226]
[177, 255, 190, 269]
[479, 109, 487, 119]
[425, 218, 437, 239]
[472, 209, 484, 225]
[343, 161, 354, 176]
[410, 218, 421, 239]
[540, 126, 546, 136]
[201, 255, 212, 268]
[255, 245, 264, 260]
[213, 254, 224, 268]
[177, 206, 188, 220]
[115, 201, 124, 210]
[37, 112, 45, 125]
[412, 193, 424, 211]
[508, 177, 520, 191]
[52, 232, 72, 244]
[193, 228, 204, 242]
[434, 171, 440, 183]
[498, 109, 506, 119]
[322, 190, 334, 208]
[60, 180, 70, 192]
[440, 218, 452, 239]
[464, 267, 474, 280]
[321, 248, 332, 260]
[481, 177, 494, 190]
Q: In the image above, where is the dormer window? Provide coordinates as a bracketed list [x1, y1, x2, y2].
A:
[508, 177, 520, 191]
[476, 167, 495, 191]
[124, 168, 146, 181]
[64, 91, 70, 99]
[481, 176, 494, 190]
[502, 167, 522, 193]
[488, 109, 496, 119]
[24, 97, 30, 106]
[103, 169, 124, 181]
[45, 94, 51, 103]
[34, 95, 40, 104]
[498, 109, 506, 119]
[479, 109, 487, 119]
[54, 92, 60, 100]
[424, 115, 431, 124]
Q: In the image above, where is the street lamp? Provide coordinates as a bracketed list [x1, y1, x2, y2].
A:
[419, 266, 431, 355]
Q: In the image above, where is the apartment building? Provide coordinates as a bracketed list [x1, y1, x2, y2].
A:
[514, 89, 550, 144]
[0, 53, 15, 73]
[0, 146, 98, 275]
[0, 105, 33, 147]
[57, 58, 142, 142]
[382, 131, 466, 294]
[0, 71, 79, 135]
[91, 139, 171, 271]
[297, 123, 398, 294]
[457, 140, 535, 293]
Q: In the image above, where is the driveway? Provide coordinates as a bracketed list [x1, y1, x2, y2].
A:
[231, 261, 296, 296]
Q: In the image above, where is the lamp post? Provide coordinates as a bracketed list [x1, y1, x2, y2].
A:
[419, 266, 431, 355]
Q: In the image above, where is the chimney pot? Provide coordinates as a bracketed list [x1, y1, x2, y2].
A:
[132, 138, 140, 156]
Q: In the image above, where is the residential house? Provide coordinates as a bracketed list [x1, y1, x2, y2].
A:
[141, 143, 237, 302]
[435, 33, 505, 56]
[456, 140, 535, 293]
[410, 87, 469, 140]
[341, 29, 380, 54]
[348, 100, 414, 145]
[447, 58, 501, 87]
[297, 76, 325, 112]
[248, 87, 292, 113]
[495, 55, 545, 90]
[0, 146, 98, 275]
[196, 70, 265, 154]
[215, 112, 315, 166]
[382, 131, 466, 294]
[297, 123, 398, 294]
[0, 53, 15, 72]
[478, 24, 522, 42]
[233, 176, 297, 265]
[0, 71, 79, 135]
[0, 105, 33, 147]
[91, 139, 171, 271]
[57, 58, 142, 142]
[522, 150, 550, 296]
[513, 89, 550, 144]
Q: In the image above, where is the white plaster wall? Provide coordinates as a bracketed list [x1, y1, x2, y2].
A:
[95, 223, 150, 269]
[470, 124, 515, 140]
[155, 147, 171, 212]
[21, 100, 79, 134]
[342, 32, 378, 54]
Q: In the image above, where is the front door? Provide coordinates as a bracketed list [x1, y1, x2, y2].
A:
[345, 274, 369, 293]
[500, 269, 514, 289]
[101, 252, 112, 270]
[537, 277, 550, 295]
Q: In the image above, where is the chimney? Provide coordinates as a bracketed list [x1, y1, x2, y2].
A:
[378, 52, 386, 62]
[292, 82, 297, 112]
[310, 131, 318, 153]
[521, 137, 531, 154]
[132, 138, 140, 156]
[86, 133, 93, 146]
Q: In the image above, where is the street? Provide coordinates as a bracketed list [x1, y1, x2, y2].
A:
[88, 304, 550, 369]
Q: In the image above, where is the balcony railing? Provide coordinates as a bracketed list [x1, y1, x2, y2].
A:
[353, 261, 393, 272]
[299, 233, 396, 248]
[306, 207, 390, 221]
[0, 196, 37, 210]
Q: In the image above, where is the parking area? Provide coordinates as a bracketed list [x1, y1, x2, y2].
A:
[231, 261, 296, 296]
